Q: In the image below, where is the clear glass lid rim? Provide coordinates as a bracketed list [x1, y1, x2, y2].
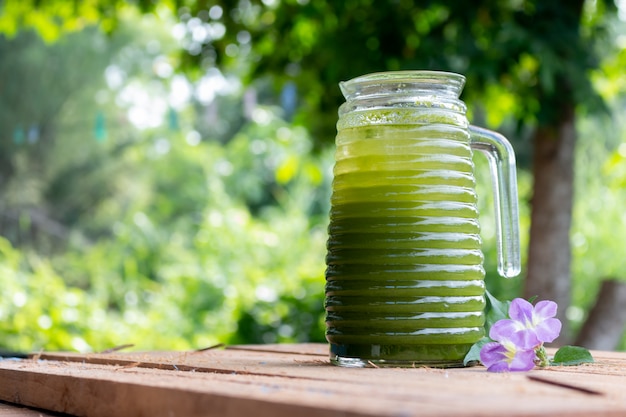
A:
[340, 70, 466, 99]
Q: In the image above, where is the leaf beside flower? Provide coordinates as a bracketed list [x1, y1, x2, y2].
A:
[463, 336, 491, 366]
[552, 346, 595, 366]
[485, 290, 511, 331]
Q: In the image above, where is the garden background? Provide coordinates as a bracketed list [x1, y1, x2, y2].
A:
[1, 0, 626, 353]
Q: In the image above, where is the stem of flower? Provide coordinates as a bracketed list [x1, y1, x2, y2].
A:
[535, 345, 550, 367]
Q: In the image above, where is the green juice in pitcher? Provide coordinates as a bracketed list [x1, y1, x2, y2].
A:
[325, 71, 521, 367]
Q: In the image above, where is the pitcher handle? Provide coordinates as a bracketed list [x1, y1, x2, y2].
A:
[469, 126, 521, 278]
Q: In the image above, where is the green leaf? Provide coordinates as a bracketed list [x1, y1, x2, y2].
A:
[463, 336, 492, 366]
[551, 346, 595, 366]
[485, 290, 511, 332]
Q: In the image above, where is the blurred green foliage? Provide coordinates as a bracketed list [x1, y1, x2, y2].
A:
[1, 90, 332, 351]
[0, 17, 334, 352]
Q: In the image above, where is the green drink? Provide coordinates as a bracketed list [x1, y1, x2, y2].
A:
[325, 71, 520, 367]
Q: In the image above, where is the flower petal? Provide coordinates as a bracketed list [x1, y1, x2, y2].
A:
[508, 348, 537, 372]
[479, 341, 536, 372]
[534, 300, 558, 320]
[487, 361, 512, 372]
[480, 342, 508, 369]
[489, 319, 519, 341]
[534, 317, 562, 343]
[512, 329, 541, 350]
[508, 298, 534, 324]
[490, 319, 540, 349]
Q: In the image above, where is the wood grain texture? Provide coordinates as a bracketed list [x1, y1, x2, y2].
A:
[0, 401, 60, 416]
[1, 344, 626, 417]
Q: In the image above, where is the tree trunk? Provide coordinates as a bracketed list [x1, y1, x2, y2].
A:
[524, 103, 576, 342]
[575, 279, 626, 350]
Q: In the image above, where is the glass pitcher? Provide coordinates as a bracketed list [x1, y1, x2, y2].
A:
[325, 70, 521, 367]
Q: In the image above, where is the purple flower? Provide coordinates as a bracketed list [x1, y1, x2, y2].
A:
[480, 340, 536, 372]
[490, 298, 562, 349]
[478, 297, 563, 372]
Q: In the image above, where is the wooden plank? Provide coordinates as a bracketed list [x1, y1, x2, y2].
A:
[1, 344, 626, 417]
[33, 346, 331, 379]
[0, 401, 60, 417]
[33, 346, 626, 383]
[226, 343, 328, 356]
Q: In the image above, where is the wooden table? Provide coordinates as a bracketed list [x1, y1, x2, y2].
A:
[1, 343, 626, 417]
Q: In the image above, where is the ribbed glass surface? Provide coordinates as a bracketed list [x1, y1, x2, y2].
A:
[325, 72, 486, 367]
